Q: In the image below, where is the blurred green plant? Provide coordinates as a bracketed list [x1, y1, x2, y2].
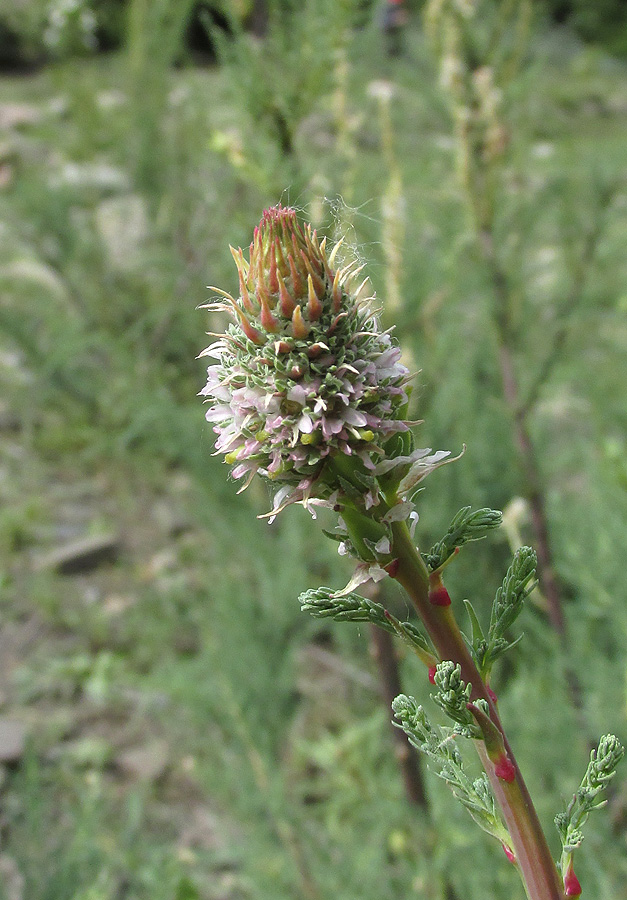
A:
[421, 0, 623, 743]
[44, 0, 98, 58]
[207, 0, 358, 193]
[0, 0, 125, 67]
[540, 0, 627, 56]
[555, 735, 625, 897]
[126, 0, 196, 191]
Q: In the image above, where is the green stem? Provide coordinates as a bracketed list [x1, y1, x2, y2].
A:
[389, 519, 565, 900]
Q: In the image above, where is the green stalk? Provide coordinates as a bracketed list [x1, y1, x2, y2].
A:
[389, 519, 565, 900]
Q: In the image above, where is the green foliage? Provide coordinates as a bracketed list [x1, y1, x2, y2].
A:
[431, 661, 488, 738]
[1, 753, 205, 900]
[0, 0, 50, 67]
[0, 0, 124, 67]
[126, 0, 197, 191]
[555, 734, 625, 855]
[539, 0, 627, 56]
[300, 586, 434, 658]
[208, 0, 357, 191]
[44, 0, 98, 59]
[423, 506, 503, 572]
[392, 695, 509, 845]
[464, 547, 537, 679]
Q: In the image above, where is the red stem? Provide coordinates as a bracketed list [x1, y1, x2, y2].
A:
[389, 519, 565, 900]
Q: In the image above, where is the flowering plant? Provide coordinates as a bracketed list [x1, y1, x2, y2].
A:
[201, 206, 622, 900]
[201, 206, 458, 586]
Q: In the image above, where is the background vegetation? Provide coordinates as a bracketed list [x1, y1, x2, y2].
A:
[0, 2, 626, 899]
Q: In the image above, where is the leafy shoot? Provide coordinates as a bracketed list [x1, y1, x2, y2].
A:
[423, 506, 502, 572]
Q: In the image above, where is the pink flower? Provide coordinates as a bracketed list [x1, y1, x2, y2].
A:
[200, 206, 412, 518]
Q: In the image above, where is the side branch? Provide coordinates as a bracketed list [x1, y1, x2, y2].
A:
[519, 183, 616, 419]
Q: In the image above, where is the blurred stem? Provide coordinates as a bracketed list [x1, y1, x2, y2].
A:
[126, 0, 193, 192]
[480, 226, 565, 640]
[427, 0, 576, 653]
[388, 519, 565, 900]
[448, 43, 594, 737]
[333, 35, 357, 205]
[478, 223, 590, 739]
[219, 676, 322, 900]
[369, 622, 429, 808]
[376, 89, 404, 314]
[518, 183, 615, 419]
[368, 617, 462, 900]
[366, 591, 461, 900]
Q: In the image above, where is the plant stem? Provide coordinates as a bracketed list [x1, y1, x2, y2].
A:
[481, 228, 590, 742]
[428, 0, 596, 737]
[388, 519, 565, 900]
[493, 303, 566, 638]
[219, 675, 322, 900]
[369, 622, 430, 808]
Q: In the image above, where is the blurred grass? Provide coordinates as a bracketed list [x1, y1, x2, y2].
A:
[0, 5, 626, 900]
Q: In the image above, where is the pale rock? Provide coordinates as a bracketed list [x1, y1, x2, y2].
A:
[95, 194, 149, 272]
[116, 739, 170, 782]
[0, 717, 27, 763]
[96, 90, 126, 111]
[0, 103, 41, 130]
[50, 161, 129, 192]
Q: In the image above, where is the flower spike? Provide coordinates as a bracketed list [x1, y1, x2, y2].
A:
[200, 204, 411, 519]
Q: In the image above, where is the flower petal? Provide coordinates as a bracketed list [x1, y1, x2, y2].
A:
[332, 561, 389, 596]
[398, 446, 465, 495]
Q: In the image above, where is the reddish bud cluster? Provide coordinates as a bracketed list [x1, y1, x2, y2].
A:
[230, 206, 340, 346]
